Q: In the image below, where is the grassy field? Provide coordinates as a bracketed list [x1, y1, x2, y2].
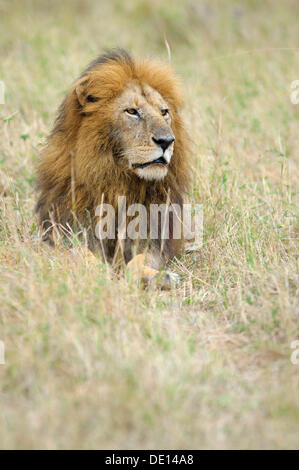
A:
[0, 0, 298, 449]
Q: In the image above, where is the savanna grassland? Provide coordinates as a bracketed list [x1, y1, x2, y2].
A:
[0, 0, 298, 449]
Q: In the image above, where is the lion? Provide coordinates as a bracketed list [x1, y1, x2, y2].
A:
[36, 49, 191, 288]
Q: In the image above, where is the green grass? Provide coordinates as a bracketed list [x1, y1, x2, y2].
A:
[0, 0, 298, 449]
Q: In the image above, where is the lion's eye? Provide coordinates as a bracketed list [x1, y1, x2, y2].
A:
[161, 109, 169, 116]
[125, 108, 139, 116]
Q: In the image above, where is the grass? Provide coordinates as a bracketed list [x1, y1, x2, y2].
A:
[0, 0, 298, 449]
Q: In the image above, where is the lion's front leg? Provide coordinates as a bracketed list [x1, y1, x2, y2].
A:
[127, 253, 180, 290]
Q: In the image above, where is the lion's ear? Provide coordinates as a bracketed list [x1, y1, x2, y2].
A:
[75, 78, 89, 106]
[75, 76, 100, 107]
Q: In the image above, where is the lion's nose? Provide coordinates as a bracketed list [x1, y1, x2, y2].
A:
[152, 136, 175, 152]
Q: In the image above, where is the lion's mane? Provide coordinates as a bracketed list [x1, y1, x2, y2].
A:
[36, 49, 191, 263]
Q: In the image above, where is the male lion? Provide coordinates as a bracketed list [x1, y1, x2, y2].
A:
[36, 49, 191, 287]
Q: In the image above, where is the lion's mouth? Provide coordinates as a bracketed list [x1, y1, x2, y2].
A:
[133, 156, 167, 170]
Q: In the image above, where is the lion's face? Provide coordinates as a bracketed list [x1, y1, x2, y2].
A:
[112, 81, 175, 181]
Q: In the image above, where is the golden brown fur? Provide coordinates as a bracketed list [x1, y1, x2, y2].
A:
[36, 49, 191, 285]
